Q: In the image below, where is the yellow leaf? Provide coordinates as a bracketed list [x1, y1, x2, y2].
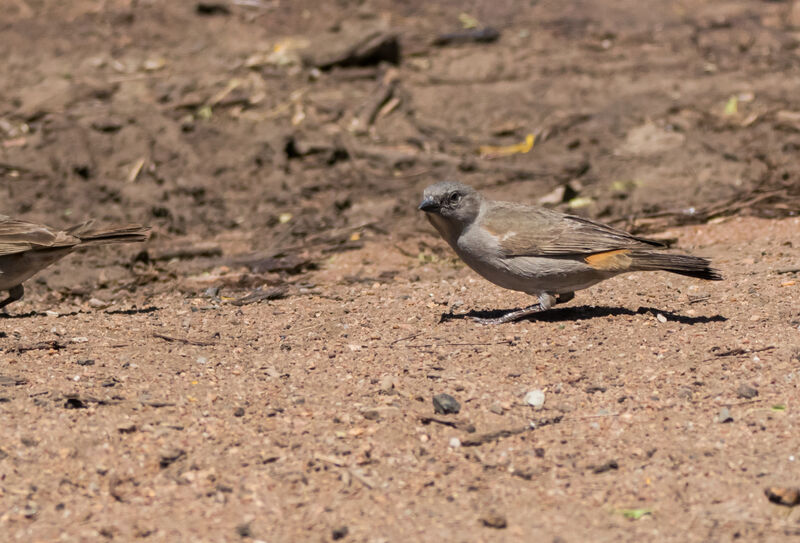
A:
[478, 134, 535, 159]
[724, 95, 738, 116]
[568, 196, 594, 209]
[458, 13, 479, 29]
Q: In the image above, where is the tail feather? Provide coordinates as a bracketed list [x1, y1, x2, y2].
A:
[629, 250, 723, 281]
[74, 225, 150, 246]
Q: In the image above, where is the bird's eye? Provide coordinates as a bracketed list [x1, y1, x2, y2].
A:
[449, 192, 462, 205]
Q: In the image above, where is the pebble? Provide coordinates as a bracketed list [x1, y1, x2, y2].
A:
[717, 407, 733, 423]
[197, 356, 208, 364]
[235, 522, 252, 538]
[488, 403, 504, 415]
[433, 393, 460, 415]
[524, 389, 545, 408]
[233, 407, 245, 417]
[765, 486, 800, 506]
[479, 511, 507, 529]
[332, 526, 349, 540]
[656, 313, 667, 323]
[159, 448, 186, 468]
[449, 437, 461, 448]
[736, 384, 758, 399]
[362, 409, 380, 421]
[592, 460, 619, 474]
[379, 375, 397, 394]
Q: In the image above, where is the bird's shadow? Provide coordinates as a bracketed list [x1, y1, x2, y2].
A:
[440, 305, 726, 325]
[0, 306, 160, 319]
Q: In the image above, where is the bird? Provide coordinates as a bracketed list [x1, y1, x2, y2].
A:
[418, 181, 722, 324]
[0, 216, 150, 311]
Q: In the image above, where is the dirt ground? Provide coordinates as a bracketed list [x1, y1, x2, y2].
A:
[2, 0, 800, 541]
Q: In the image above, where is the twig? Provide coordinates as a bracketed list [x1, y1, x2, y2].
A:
[418, 415, 476, 433]
[389, 333, 421, 345]
[348, 468, 375, 489]
[405, 340, 514, 349]
[461, 416, 563, 447]
[7, 340, 67, 353]
[153, 333, 217, 347]
[419, 415, 475, 434]
[704, 345, 775, 361]
[229, 285, 289, 306]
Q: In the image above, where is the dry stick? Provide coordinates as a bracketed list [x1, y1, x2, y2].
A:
[418, 415, 476, 433]
[461, 416, 563, 447]
[404, 340, 514, 349]
[702, 345, 775, 362]
[389, 333, 422, 345]
[8, 340, 66, 353]
[315, 454, 375, 489]
[152, 333, 217, 347]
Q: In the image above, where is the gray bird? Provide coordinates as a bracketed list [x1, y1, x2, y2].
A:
[418, 181, 722, 324]
[0, 216, 150, 311]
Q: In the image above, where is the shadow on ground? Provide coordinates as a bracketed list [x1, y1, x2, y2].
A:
[441, 305, 727, 325]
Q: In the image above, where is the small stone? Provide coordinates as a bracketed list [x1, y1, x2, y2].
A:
[449, 437, 461, 448]
[159, 448, 186, 468]
[362, 409, 380, 421]
[332, 526, 349, 540]
[656, 313, 667, 323]
[736, 384, 758, 399]
[592, 460, 619, 474]
[379, 375, 397, 394]
[233, 407, 245, 417]
[88, 297, 110, 309]
[717, 407, 733, 423]
[64, 397, 87, 409]
[524, 389, 545, 408]
[479, 511, 507, 529]
[22, 502, 38, 519]
[488, 403, 504, 415]
[676, 387, 693, 400]
[117, 424, 137, 434]
[765, 486, 800, 506]
[76, 359, 95, 366]
[432, 393, 460, 415]
[235, 522, 252, 538]
[196, 356, 208, 364]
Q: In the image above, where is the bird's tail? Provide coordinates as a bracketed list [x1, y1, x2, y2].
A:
[67, 221, 150, 246]
[628, 250, 723, 281]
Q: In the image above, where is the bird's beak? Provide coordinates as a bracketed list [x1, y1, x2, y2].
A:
[418, 197, 439, 213]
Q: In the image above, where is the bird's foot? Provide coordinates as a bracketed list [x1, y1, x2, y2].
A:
[470, 292, 560, 325]
[471, 303, 546, 325]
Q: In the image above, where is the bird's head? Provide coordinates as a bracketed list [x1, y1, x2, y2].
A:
[418, 181, 482, 227]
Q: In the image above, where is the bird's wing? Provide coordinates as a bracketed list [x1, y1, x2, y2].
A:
[0, 218, 77, 255]
[482, 202, 664, 258]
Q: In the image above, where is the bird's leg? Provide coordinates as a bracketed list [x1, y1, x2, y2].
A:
[472, 292, 556, 325]
[0, 284, 24, 312]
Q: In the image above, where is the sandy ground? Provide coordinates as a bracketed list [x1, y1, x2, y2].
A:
[2, 216, 799, 542]
[2, 0, 800, 541]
